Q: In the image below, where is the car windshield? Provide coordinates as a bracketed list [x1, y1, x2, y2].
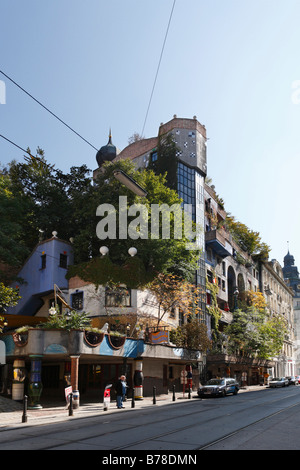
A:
[271, 378, 280, 381]
[207, 379, 224, 385]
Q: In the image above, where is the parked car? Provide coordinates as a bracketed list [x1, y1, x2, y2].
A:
[198, 378, 239, 398]
[286, 376, 299, 385]
[269, 377, 289, 388]
[295, 376, 300, 384]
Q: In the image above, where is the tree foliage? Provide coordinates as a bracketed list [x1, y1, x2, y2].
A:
[148, 132, 179, 191]
[0, 150, 94, 278]
[225, 304, 288, 361]
[38, 308, 91, 331]
[146, 273, 205, 328]
[225, 215, 270, 260]
[170, 317, 211, 351]
[1, 150, 200, 285]
[0, 283, 20, 330]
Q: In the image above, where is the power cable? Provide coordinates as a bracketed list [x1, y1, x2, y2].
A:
[0, 134, 35, 158]
[141, 0, 176, 137]
[0, 69, 98, 151]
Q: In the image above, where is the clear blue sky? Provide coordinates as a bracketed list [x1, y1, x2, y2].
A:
[1, 0, 300, 270]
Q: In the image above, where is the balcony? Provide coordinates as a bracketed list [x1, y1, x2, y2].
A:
[205, 229, 233, 258]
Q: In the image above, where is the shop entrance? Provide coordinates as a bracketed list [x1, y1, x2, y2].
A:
[79, 363, 132, 400]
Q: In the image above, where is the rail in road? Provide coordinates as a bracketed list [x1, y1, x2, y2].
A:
[0, 386, 300, 450]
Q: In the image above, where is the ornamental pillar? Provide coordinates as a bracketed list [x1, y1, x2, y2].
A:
[70, 355, 80, 409]
[133, 358, 144, 400]
[28, 355, 43, 409]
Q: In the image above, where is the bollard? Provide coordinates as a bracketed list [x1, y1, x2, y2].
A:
[188, 387, 191, 399]
[172, 385, 176, 401]
[69, 392, 74, 416]
[22, 395, 28, 423]
[131, 387, 135, 408]
[153, 386, 156, 405]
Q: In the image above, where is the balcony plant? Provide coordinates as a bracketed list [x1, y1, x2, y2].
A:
[84, 327, 105, 347]
[107, 331, 126, 349]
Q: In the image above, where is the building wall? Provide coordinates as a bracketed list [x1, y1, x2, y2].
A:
[111, 116, 208, 322]
[6, 236, 73, 316]
[260, 261, 294, 376]
[66, 277, 179, 330]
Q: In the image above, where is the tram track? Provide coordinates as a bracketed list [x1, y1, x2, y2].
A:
[1, 387, 299, 450]
[111, 393, 300, 450]
[196, 400, 300, 450]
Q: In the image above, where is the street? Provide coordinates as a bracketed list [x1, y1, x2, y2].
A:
[1, 386, 300, 452]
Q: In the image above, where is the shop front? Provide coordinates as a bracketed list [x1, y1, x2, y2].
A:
[206, 353, 273, 386]
[1, 328, 204, 405]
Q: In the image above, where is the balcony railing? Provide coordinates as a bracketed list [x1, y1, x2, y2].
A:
[205, 229, 233, 258]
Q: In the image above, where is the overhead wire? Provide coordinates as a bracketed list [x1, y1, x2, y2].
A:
[0, 134, 35, 159]
[1, 2, 176, 156]
[141, 0, 176, 137]
[0, 69, 98, 151]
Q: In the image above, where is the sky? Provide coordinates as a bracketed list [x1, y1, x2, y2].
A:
[1, 0, 300, 271]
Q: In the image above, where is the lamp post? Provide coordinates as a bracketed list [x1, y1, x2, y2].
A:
[233, 287, 239, 310]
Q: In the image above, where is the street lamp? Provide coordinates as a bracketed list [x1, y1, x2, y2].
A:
[128, 247, 137, 257]
[113, 170, 147, 197]
[100, 246, 109, 256]
[233, 287, 239, 310]
[49, 304, 57, 316]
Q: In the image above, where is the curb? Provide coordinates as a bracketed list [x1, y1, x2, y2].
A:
[0, 386, 268, 429]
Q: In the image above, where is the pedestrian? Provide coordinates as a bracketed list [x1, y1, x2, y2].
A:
[115, 375, 127, 409]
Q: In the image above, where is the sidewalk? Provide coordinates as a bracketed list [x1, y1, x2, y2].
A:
[0, 385, 267, 429]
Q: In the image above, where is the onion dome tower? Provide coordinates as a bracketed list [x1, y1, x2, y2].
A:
[284, 251, 295, 268]
[96, 129, 118, 167]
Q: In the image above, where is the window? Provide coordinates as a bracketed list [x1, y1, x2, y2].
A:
[151, 151, 158, 162]
[41, 254, 46, 269]
[72, 291, 83, 310]
[207, 270, 213, 283]
[59, 253, 68, 269]
[105, 287, 131, 307]
[222, 262, 226, 276]
[169, 307, 176, 319]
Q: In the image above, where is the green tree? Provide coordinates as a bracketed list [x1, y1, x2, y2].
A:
[170, 316, 211, 351]
[40, 308, 91, 331]
[146, 273, 204, 328]
[225, 306, 287, 361]
[148, 132, 179, 191]
[0, 169, 31, 278]
[225, 215, 270, 260]
[90, 159, 200, 282]
[1, 147, 200, 284]
[1, 150, 95, 272]
[0, 283, 20, 331]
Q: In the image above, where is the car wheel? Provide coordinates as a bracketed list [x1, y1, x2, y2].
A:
[222, 390, 226, 397]
[233, 387, 238, 395]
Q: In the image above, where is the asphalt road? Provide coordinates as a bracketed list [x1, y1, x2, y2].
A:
[1, 386, 300, 452]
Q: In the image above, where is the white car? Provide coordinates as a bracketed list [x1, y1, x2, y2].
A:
[269, 377, 289, 388]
